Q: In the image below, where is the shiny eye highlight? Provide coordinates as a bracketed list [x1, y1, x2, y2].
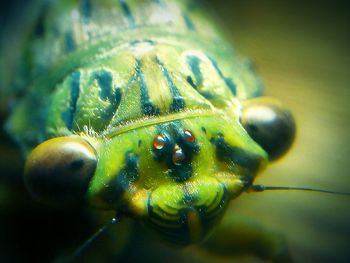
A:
[153, 135, 167, 150]
[183, 130, 195, 143]
[240, 97, 296, 161]
[172, 145, 185, 165]
[24, 136, 97, 206]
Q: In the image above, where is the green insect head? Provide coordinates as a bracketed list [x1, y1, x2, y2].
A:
[88, 112, 270, 245]
[24, 97, 296, 245]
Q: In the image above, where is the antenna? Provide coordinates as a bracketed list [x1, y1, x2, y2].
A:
[60, 217, 119, 263]
[250, 184, 350, 196]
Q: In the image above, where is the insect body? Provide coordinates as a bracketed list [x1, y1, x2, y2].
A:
[3, 0, 296, 262]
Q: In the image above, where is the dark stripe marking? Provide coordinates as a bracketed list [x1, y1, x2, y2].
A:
[34, 16, 45, 37]
[94, 70, 113, 100]
[170, 164, 193, 182]
[119, 0, 136, 28]
[145, 39, 156, 45]
[34, 2, 50, 37]
[64, 31, 76, 53]
[109, 152, 139, 201]
[93, 70, 122, 120]
[208, 56, 237, 96]
[186, 56, 216, 99]
[113, 89, 122, 112]
[62, 71, 80, 130]
[187, 55, 203, 87]
[182, 13, 196, 31]
[135, 59, 160, 116]
[211, 134, 262, 172]
[155, 57, 185, 112]
[80, 0, 92, 22]
[179, 208, 202, 242]
[186, 76, 196, 89]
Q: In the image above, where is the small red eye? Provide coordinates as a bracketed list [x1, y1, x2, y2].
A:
[184, 130, 195, 143]
[153, 135, 166, 150]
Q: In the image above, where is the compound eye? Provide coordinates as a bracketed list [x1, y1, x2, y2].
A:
[240, 97, 296, 161]
[24, 136, 97, 206]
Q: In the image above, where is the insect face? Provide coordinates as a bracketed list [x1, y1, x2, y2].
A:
[83, 113, 268, 244]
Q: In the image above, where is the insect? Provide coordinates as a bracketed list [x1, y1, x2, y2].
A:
[0, 0, 349, 262]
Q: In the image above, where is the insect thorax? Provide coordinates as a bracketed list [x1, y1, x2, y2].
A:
[6, 0, 264, 153]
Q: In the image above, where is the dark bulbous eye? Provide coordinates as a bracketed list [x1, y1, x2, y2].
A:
[240, 97, 296, 161]
[24, 136, 97, 206]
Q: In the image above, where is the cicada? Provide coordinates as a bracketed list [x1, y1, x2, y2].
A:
[0, 0, 348, 262]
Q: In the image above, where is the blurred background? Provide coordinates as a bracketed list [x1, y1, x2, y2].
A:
[207, 1, 350, 263]
[0, 0, 349, 262]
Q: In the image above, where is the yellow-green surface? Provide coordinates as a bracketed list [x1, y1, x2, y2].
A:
[204, 1, 350, 262]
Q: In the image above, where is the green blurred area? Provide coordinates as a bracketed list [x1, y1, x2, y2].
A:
[0, 0, 349, 262]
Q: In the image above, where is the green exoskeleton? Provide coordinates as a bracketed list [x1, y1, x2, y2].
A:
[5, 0, 344, 262]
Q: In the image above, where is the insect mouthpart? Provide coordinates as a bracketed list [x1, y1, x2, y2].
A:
[145, 179, 230, 245]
